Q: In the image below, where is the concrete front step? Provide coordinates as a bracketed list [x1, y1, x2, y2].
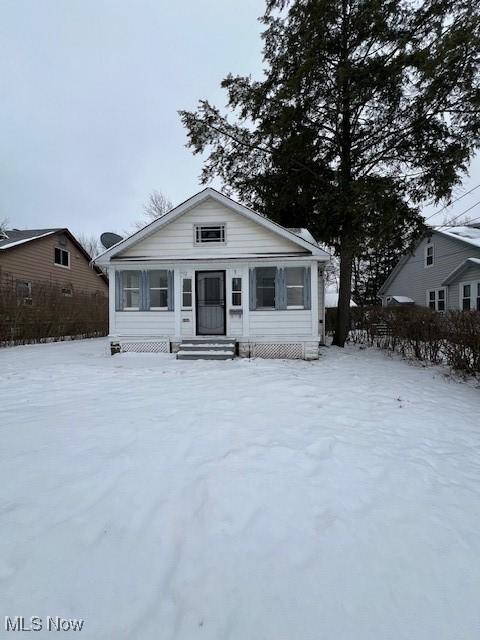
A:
[177, 350, 235, 360]
[177, 339, 236, 360]
[180, 343, 235, 351]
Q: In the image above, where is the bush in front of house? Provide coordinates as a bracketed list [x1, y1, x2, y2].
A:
[0, 281, 108, 346]
[329, 304, 480, 375]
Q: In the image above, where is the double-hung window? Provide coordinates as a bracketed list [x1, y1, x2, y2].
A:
[460, 281, 480, 311]
[232, 278, 242, 306]
[195, 224, 225, 244]
[425, 244, 434, 268]
[462, 284, 471, 310]
[286, 267, 305, 308]
[182, 278, 192, 308]
[54, 247, 70, 268]
[256, 267, 276, 308]
[122, 271, 140, 310]
[427, 288, 446, 311]
[149, 270, 168, 309]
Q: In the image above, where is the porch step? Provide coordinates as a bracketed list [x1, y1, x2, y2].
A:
[177, 339, 236, 360]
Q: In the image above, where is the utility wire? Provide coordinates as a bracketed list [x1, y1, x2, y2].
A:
[424, 183, 480, 222]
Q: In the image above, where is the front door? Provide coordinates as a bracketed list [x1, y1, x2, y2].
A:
[196, 271, 226, 335]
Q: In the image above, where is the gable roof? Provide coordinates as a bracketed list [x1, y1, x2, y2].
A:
[0, 228, 60, 250]
[378, 225, 480, 296]
[442, 257, 480, 286]
[0, 227, 108, 284]
[94, 188, 329, 264]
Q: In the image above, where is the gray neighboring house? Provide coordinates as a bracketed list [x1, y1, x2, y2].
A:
[378, 225, 480, 311]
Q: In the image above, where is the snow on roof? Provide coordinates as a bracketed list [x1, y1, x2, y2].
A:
[287, 227, 320, 247]
[390, 296, 414, 303]
[442, 257, 480, 286]
[325, 290, 357, 308]
[0, 229, 60, 250]
[435, 225, 480, 250]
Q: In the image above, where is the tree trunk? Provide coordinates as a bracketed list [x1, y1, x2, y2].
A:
[333, 243, 354, 347]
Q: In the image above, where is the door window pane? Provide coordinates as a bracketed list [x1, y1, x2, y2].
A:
[256, 267, 276, 308]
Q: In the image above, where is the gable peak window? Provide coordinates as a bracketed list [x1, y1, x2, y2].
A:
[54, 247, 70, 268]
[195, 224, 225, 244]
[424, 244, 434, 268]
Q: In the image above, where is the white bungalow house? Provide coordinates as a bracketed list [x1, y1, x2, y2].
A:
[95, 188, 330, 359]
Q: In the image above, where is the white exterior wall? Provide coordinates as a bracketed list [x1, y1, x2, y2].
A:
[109, 260, 320, 343]
[120, 199, 305, 258]
[105, 193, 329, 358]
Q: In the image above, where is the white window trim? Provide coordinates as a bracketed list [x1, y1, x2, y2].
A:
[459, 279, 480, 311]
[232, 277, 242, 307]
[54, 247, 70, 269]
[426, 287, 446, 311]
[194, 223, 226, 245]
[424, 244, 434, 269]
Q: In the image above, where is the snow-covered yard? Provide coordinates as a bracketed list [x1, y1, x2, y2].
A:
[1, 339, 480, 639]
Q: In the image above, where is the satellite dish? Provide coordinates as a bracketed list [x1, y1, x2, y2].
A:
[100, 232, 123, 249]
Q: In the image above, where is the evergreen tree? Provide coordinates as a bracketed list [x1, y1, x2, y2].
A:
[180, 0, 480, 345]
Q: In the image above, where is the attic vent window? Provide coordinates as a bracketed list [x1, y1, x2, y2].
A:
[195, 224, 225, 244]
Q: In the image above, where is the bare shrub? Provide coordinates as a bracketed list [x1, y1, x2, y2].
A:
[343, 305, 480, 375]
[0, 281, 108, 346]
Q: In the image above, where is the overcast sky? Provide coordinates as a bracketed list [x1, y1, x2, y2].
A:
[1, 0, 479, 242]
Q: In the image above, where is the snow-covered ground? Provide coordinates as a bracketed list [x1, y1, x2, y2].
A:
[1, 339, 480, 639]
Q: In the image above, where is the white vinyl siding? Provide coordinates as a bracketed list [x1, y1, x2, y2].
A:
[114, 311, 175, 336]
[119, 199, 305, 258]
[249, 310, 313, 336]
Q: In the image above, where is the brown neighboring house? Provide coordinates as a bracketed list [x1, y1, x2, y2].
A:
[0, 228, 108, 302]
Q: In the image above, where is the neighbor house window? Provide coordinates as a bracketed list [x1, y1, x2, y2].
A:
[286, 267, 305, 308]
[149, 270, 168, 309]
[424, 244, 434, 268]
[16, 280, 32, 305]
[182, 278, 192, 308]
[195, 224, 225, 244]
[427, 288, 446, 311]
[256, 267, 276, 308]
[460, 281, 480, 311]
[54, 247, 70, 268]
[122, 271, 140, 310]
[232, 277, 242, 306]
[462, 284, 471, 310]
